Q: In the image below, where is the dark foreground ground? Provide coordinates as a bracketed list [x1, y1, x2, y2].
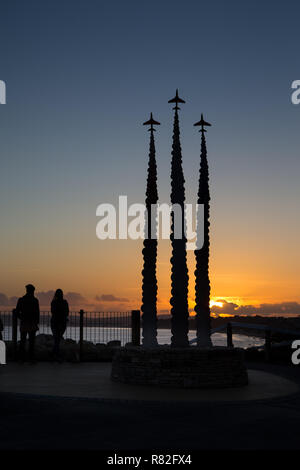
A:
[0, 363, 300, 451]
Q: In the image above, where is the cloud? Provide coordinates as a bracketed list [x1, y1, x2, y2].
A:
[0, 290, 129, 311]
[0, 290, 88, 308]
[35, 291, 87, 307]
[65, 292, 87, 306]
[0, 293, 17, 307]
[211, 300, 239, 315]
[1, 290, 300, 316]
[0, 294, 8, 305]
[236, 302, 300, 316]
[0, 293, 9, 306]
[96, 294, 129, 302]
[211, 300, 300, 316]
[36, 290, 55, 305]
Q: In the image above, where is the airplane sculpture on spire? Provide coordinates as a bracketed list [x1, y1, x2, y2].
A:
[168, 89, 185, 110]
[141, 112, 160, 348]
[194, 113, 211, 133]
[143, 112, 160, 132]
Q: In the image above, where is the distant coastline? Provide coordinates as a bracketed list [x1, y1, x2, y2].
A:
[157, 315, 300, 338]
[1, 310, 300, 339]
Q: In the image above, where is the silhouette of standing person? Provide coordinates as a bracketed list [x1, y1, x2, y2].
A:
[16, 284, 40, 363]
[51, 289, 69, 361]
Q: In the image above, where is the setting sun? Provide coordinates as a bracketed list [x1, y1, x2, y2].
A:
[210, 300, 223, 308]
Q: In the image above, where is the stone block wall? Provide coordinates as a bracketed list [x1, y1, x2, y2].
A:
[111, 346, 248, 389]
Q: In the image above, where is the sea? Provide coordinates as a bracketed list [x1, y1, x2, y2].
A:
[2, 326, 265, 349]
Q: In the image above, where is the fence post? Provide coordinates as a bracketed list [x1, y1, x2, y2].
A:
[131, 310, 140, 346]
[227, 322, 233, 348]
[12, 309, 18, 360]
[265, 328, 271, 362]
[79, 309, 84, 361]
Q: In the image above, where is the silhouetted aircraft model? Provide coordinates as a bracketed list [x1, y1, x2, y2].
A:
[194, 113, 211, 132]
[143, 112, 160, 131]
[168, 89, 185, 109]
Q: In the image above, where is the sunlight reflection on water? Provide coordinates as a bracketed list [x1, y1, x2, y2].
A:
[157, 330, 264, 348]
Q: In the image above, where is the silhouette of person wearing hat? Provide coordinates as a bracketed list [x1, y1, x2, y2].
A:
[15, 284, 40, 362]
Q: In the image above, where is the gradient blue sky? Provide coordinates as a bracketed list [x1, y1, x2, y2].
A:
[0, 0, 299, 312]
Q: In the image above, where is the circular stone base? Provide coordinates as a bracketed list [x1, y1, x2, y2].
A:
[111, 346, 248, 389]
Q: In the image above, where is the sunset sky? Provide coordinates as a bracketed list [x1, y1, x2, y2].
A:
[0, 1, 300, 315]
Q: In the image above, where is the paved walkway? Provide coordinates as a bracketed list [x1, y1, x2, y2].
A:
[0, 362, 298, 402]
[0, 362, 300, 450]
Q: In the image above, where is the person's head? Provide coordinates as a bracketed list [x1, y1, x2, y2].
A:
[25, 284, 35, 295]
[54, 289, 64, 301]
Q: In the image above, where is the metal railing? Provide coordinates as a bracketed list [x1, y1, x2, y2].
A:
[190, 321, 300, 361]
[0, 309, 141, 360]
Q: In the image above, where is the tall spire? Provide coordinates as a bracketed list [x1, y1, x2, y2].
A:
[168, 90, 189, 348]
[194, 114, 212, 347]
[141, 113, 160, 348]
